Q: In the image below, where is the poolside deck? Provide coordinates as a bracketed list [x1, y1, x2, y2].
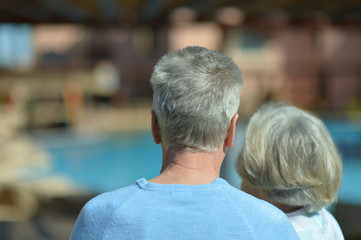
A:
[1, 107, 361, 239]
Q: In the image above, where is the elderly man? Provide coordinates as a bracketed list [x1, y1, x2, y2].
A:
[70, 46, 299, 240]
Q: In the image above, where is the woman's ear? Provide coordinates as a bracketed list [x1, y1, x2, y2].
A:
[151, 110, 161, 144]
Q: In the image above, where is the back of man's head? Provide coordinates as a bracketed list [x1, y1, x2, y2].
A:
[150, 46, 243, 152]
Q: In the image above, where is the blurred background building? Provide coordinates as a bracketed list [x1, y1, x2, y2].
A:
[0, 0, 360, 239]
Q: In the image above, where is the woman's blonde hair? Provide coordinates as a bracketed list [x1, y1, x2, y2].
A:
[237, 102, 342, 213]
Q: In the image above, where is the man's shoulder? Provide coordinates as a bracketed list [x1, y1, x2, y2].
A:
[70, 182, 144, 239]
[214, 183, 300, 239]
[83, 182, 140, 211]
[220, 183, 295, 223]
[218, 182, 273, 209]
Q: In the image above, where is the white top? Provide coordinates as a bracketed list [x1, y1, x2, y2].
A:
[286, 207, 344, 240]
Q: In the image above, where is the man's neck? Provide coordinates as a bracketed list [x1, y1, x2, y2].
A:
[149, 147, 225, 185]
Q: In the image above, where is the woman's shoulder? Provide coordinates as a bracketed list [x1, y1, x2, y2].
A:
[287, 208, 344, 240]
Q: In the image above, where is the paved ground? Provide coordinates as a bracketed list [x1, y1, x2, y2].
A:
[333, 203, 361, 240]
[0, 194, 94, 240]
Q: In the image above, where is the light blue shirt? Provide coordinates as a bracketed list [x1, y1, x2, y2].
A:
[71, 178, 300, 240]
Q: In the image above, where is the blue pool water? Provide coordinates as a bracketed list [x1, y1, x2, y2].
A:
[30, 131, 162, 193]
[324, 120, 361, 205]
[29, 119, 361, 205]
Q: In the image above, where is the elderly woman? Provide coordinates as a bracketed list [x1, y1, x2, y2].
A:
[237, 102, 344, 240]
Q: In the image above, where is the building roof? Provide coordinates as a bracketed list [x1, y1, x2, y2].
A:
[1, 0, 360, 25]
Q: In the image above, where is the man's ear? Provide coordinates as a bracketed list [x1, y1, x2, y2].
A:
[225, 113, 239, 148]
[151, 110, 161, 144]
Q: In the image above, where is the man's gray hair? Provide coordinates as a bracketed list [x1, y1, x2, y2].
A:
[237, 102, 342, 213]
[150, 46, 243, 152]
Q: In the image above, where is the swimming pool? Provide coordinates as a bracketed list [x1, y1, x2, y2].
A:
[325, 119, 361, 205]
[29, 130, 162, 193]
[29, 119, 361, 205]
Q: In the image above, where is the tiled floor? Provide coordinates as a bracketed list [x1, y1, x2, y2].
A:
[0, 195, 94, 240]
